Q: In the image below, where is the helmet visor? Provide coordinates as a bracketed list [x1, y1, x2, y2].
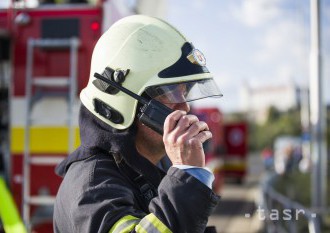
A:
[145, 79, 223, 104]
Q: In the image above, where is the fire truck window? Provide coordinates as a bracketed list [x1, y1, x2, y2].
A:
[68, 0, 88, 3]
[41, 18, 80, 38]
[64, 0, 95, 4]
[39, 0, 89, 4]
[40, 0, 55, 4]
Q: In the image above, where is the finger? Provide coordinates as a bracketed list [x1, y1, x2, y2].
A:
[185, 121, 209, 137]
[172, 114, 199, 135]
[193, 130, 213, 144]
[176, 121, 209, 144]
[164, 110, 186, 135]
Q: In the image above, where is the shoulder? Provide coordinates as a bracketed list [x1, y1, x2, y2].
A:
[54, 154, 141, 232]
[66, 154, 131, 193]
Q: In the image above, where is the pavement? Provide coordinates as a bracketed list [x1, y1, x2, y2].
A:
[207, 153, 266, 233]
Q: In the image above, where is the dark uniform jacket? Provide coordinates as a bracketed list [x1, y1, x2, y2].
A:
[53, 105, 220, 233]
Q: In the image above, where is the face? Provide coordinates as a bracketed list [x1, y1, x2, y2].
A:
[135, 96, 190, 164]
[153, 83, 190, 104]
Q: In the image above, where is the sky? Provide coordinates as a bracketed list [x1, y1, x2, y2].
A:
[164, 0, 330, 113]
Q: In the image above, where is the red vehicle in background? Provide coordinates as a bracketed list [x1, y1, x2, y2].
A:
[223, 122, 248, 184]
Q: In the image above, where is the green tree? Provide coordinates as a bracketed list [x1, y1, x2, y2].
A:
[248, 106, 302, 151]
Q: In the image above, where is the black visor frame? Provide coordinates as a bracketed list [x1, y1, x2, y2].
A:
[158, 42, 209, 78]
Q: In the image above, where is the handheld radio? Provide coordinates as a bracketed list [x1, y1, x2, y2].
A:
[94, 73, 173, 135]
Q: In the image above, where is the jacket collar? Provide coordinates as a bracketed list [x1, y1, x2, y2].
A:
[55, 105, 165, 188]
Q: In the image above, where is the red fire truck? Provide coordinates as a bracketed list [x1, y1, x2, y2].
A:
[0, 0, 132, 231]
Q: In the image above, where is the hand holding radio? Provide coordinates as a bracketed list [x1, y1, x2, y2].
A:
[163, 110, 212, 167]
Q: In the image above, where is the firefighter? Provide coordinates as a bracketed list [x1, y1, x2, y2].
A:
[54, 15, 222, 233]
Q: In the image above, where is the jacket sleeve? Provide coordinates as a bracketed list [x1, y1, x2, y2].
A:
[148, 167, 220, 233]
[70, 166, 219, 233]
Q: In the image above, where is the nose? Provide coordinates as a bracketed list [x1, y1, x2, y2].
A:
[174, 102, 190, 113]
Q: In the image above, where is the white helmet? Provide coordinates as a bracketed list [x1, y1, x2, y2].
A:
[80, 15, 222, 130]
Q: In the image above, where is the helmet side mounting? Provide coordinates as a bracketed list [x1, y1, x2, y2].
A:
[93, 98, 124, 124]
[92, 67, 130, 95]
[91, 67, 130, 125]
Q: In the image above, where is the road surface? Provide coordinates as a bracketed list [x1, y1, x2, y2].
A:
[207, 153, 265, 233]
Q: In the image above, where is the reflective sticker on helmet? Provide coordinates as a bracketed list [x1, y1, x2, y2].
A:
[187, 49, 206, 66]
[158, 42, 209, 78]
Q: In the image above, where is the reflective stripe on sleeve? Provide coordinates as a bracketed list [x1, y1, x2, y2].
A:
[109, 215, 139, 233]
[0, 178, 27, 233]
[135, 213, 172, 233]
